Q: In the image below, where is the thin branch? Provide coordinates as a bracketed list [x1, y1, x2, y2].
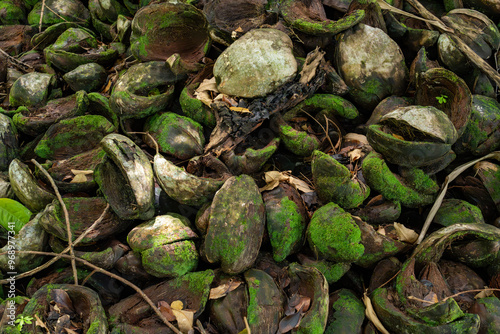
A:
[0, 48, 34, 71]
[0, 203, 109, 284]
[31, 159, 78, 285]
[38, 0, 46, 33]
[300, 109, 336, 153]
[0, 250, 181, 334]
[442, 288, 500, 303]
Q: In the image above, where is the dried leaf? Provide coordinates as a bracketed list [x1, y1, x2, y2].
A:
[348, 148, 364, 162]
[35, 314, 49, 331]
[294, 296, 311, 313]
[70, 173, 87, 183]
[171, 300, 184, 310]
[394, 222, 418, 243]
[172, 309, 194, 333]
[158, 301, 176, 322]
[392, 133, 405, 140]
[229, 107, 252, 114]
[423, 291, 439, 304]
[278, 304, 305, 333]
[362, 291, 390, 334]
[418, 151, 500, 244]
[71, 169, 93, 175]
[65, 329, 79, 334]
[344, 133, 369, 145]
[377, 226, 386, 235]
[194, 77, 219, 107]
[234, 26, 244, 33]
[475, 288, 494, 299]
[209, 280, 242, 299]
[287, 175, 314, 193]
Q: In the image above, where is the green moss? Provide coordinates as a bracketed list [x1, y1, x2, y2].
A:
[179, 86, 216, 128]
[307, 202, 364, 262]
[286, 94, 359, 120]
[433, 199, 484, 226]
[400, 167, 439, 195]
[304, 260, 350, 284]
[362, 152, 436, 208]
[87, 320, 101, 334]
[267, 197, 305, 262]
[246, 279, 260, 325]
[141, 240, 198, 277]
[312, 150, 370, 209]
[325, 289, 365, 334]
[279, 124, 320, 156]
[0, 0, 25, 25]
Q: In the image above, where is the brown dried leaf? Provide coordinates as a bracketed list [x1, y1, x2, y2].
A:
[348, 148, 364, 162]
[172, 309, 194, 333]
[363, 291, 390, 334]
[158, 301, 176, 322]
[194, 77, 219, 107]
[475, 288, 494, 299]
[229, 107, 252, 114]
[70, 173, 87, 183]
[423, 291, 439, 305]
[35, 314, 49, 332]
[209, 280, 242, 299]
[394, 223, 418, 243]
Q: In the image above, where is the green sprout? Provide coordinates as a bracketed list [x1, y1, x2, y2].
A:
[436, 94, 448, 104]
[15, 315, 33, 332]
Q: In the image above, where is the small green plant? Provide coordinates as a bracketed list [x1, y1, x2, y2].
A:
[14, 315, 33, 332]
[436, 94, 448, 104]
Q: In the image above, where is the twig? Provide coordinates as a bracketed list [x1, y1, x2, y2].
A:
[196, 320, 208, 334]
[0, 48, 34, 71]
[300, 109, 336, 153]
[243, 316, 251, 334]
[81, 269, 98, 286]
[442, 288, 500, 302]
[39, 0, 46, 33]
[0, 250, 182, 334]
[31, 159, 78, 285]
[0, 203, 109, 284]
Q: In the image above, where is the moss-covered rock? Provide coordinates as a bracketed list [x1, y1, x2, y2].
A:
[311, 150, 370, 209]
[325, 289, 365, 334]
[362, 152, 437, 208]
[203, 175, 266, 274]
[307, 202, 364, 263]
[433, 199, 485, 227]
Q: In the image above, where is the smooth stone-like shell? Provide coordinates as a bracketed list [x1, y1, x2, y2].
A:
[127, 215, 197, 252]
[213, 28, 297, 98]
[144, 112, 204, 160]
[263, 183, 307, 262]
[12, 91, 89, 137]
[433, 199, 485, 227]
[287, 263, 329, 333]
[380, 105, 458, 145]
[9, 159, 55, 212]
[361, 152, 437, 208]
[415, 67, 472, 137]
[63, 63, 107, 92]
[367, 124, 452, 168]
[0, 113, 18, 171]
[27, 0, 90, 28]
[95, 134, 155, 220]
[0, 212, 48, 273]
[203, 175, 266, 274]
[109, 270, 214, 330]
[110, 61, 179, 119]
[453, 94, 500, 156]
[141, 240, 199, 278]
[154, 154, 223, 207]
[325, 289, 365, 334]
[130, 2, 209, 63]
[9, 72, 54, 107]
[34, 115, 115, 160]
[244, 269, 286, 333]
[221, 137, 280, 175]
[21, 284, 108, 333]
[39, 197, 128, 245]
[335, 23, 408, 111]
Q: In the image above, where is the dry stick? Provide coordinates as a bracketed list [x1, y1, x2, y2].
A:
[0, 48, 34, 71]
[31, 159, 78, 285]
[300, 110, 336, 153]
[2, 250, 182, 334]
[196, 320, 208, 334]
[0, 204, 109, 284]
[416, 151, 500, 244]
[38, 0, 46, 33]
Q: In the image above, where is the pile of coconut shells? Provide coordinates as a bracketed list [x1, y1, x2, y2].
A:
[1, 0, 500, 333]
